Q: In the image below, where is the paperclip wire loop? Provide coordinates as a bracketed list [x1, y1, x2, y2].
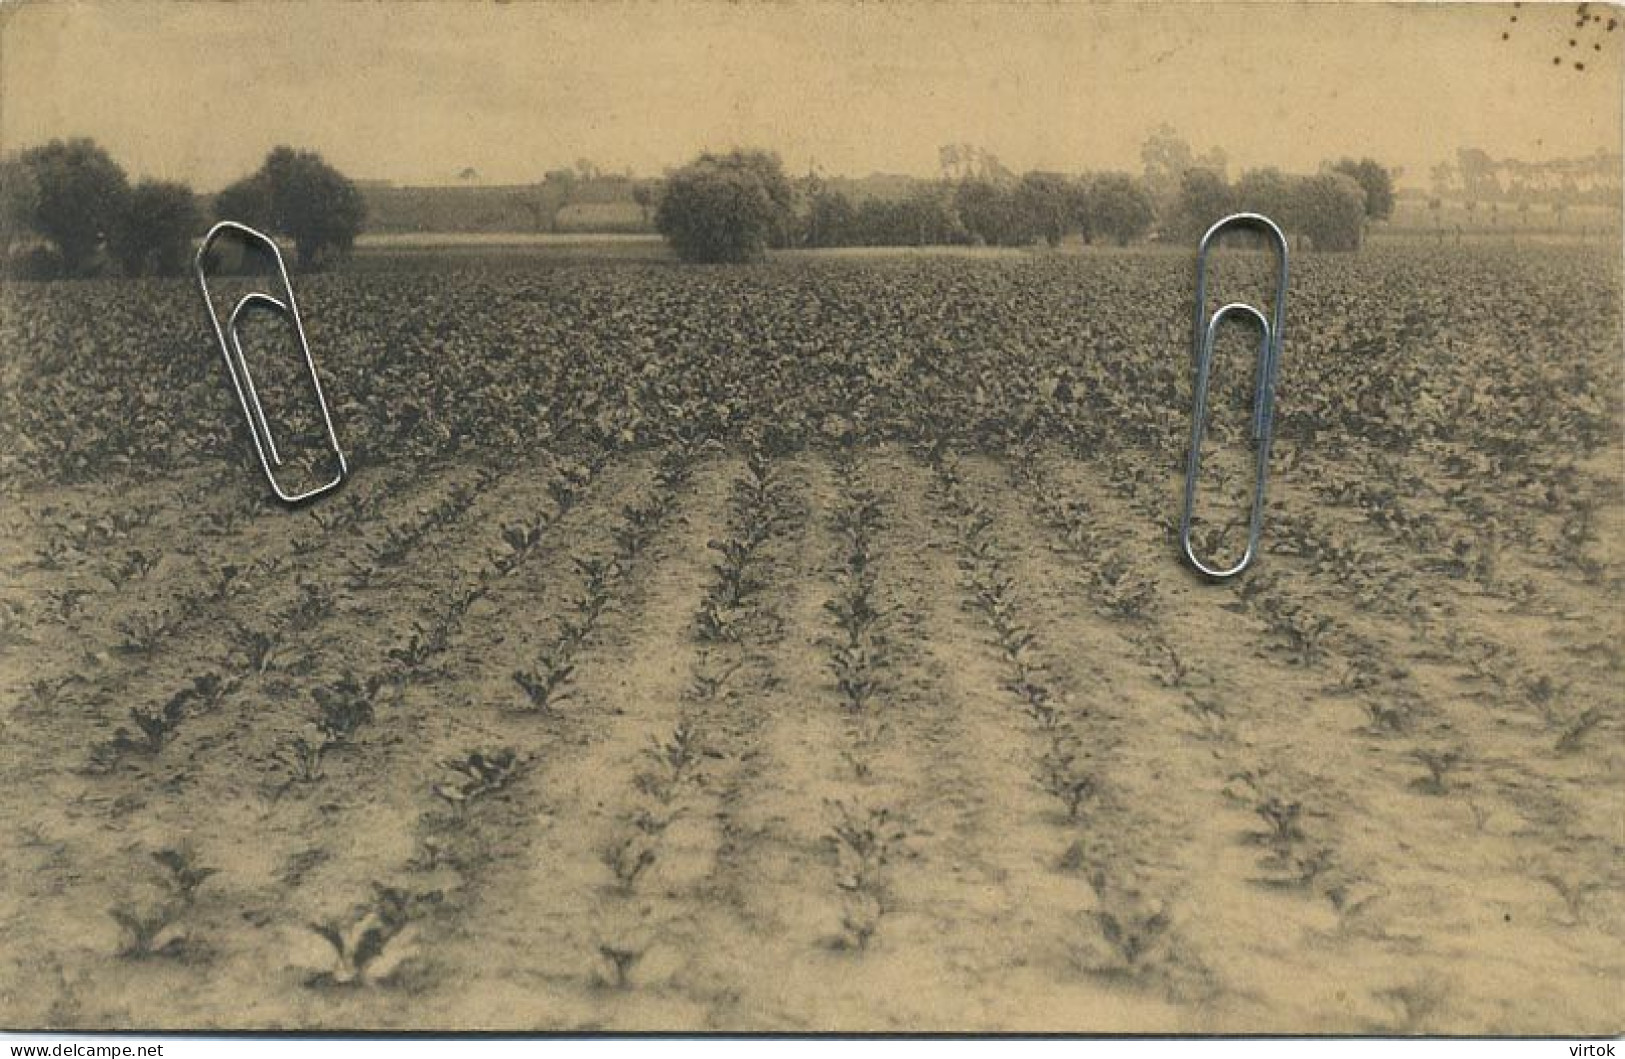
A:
[1180, 212, 1289, 580]
[195, 221, 348, 505]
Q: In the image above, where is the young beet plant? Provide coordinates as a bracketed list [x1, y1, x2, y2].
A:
[1038, 739, 1097, 822]
[634, 723, 706, 804]
[106, 845, 218, 960]
[1093, 554, 1157, 621]
[287, 581, 335, 632]
[113, 611, 172, 657]
[512, 652, 574, 712]
[1361, 695, 1416, 735]
[829, 643, 882, 713]
[109, 902, 190, 960]
[231, 621, 286, 675]
[490, 515, 548, 577]
[387, 620, 452, 672]
[151, 847, 218, 905]
[1091, 896, 1172, 978]
[698, 539, 757, 635]
[825, 801, 905, 951]
[569, 556, 619, 625]
[1555, 706, 1606, 753]
[27, 675, 81, 713]
[596, 942, 644, 990]
[42, 588, 92, 624]
[105, 672, 234, 758]
[433, 748, 523, 811]
[613, 488, 676, 559]
[688, 654, 740, 701]
[1409, 747, 1464, 795]
[694, 597, 745, 643]
[34, 537, 78, 572]
[366, 523, 420, 571]
[307, 885, 427, 988]
[601, 833, 657, 896]
[207, 563, 248, 604]
[312, 674, 385, 748]
[273, 735, 328, 785]
[115, 549, 161, 583]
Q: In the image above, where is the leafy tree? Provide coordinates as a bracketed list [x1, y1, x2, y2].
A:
[1140, 124, 1196, 211]
[802, 188, 858, 247]
[953, 180, 998, 245]
[1014, 172, 1073, 247]
[15, 137, 129, 274]
[1087, 173, 1155, 246]
[1294, 172, 1367, 251]
[1141, 125, 1227, 216]
[955, 179, 1033, 247]
[1329, 158, 1395, 221]
[799, 184, 965, 249]
[856, 199, 908, 246]
[1233, 168, 1299, 231]
[0, 157, 40, 260]
[902, 187, 968, 246]
[215, 146, 365, 269]
[654, 150, 795, 263]
[1065, 179, 1097, 245]
[214, 174, 271, 231]
[109, 180, 200, 276]
[1171, 169, 1234, 240]
[1455, 147, 1502, 202]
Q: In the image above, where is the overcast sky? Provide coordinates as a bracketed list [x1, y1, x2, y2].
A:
[2, 1, 1620, 190]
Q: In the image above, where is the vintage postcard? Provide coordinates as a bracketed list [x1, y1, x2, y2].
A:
[0, 0, 1619, 1035]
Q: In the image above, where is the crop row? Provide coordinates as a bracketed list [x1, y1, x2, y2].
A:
[1001, 446, 1378, 925]
[817, 449, 905, 951]
[87, 458, 604, 982]
[589, 445, 797, 986]
[927, 444, 1196, 981]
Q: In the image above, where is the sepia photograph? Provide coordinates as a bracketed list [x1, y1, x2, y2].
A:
[0, 0, 1620, 1037]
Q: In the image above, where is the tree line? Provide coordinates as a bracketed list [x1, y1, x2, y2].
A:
[0, 138, 365, 278]
[1, 133, 1394, 275]
[655, 150, 1393, 262]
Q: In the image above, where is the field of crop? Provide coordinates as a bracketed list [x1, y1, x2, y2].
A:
[0, 243, 1619, 1032]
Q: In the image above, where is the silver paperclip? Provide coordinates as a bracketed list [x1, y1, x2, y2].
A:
[195, 221, 348, 505]
[1180, 212, 1288, 580]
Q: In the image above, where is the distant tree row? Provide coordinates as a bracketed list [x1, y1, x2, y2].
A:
[799, 171, 1160, 250]
[217, 146, 366, 270]
[0, 137, 364, 278]
[1433, 147, 1621, 208]
[653, 149, 1395, 262]
[1169, 159, 1390, 251]
[0, 139, 198, 278]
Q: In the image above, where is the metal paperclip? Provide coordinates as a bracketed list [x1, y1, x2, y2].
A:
[1180, 212, 1288, 580]
[195, 221, 348, 505]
